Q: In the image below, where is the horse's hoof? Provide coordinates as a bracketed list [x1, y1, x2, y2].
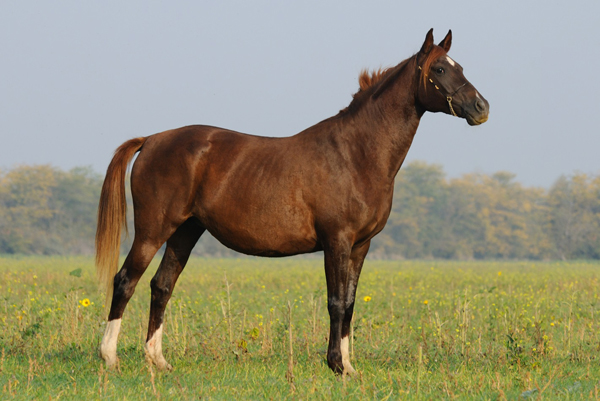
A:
[156, 361, 173, 372]
[100, 348, 119, 370]
[343, 366, 357, 377]
[104, 357, 119, 370]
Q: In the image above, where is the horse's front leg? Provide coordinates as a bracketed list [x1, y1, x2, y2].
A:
[340, 240, 370, 375]
[323, 237, 370, 375]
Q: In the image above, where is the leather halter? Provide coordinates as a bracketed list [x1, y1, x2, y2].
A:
[418, 65, 467, 117]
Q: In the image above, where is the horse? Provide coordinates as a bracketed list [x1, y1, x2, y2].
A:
[96, 29, 489, 375]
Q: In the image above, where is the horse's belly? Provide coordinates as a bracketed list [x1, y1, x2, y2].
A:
[207, 222, 319, 256]
[201, 207, 319, 257]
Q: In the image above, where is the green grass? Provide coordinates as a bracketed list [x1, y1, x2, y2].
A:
[1, 256, 599, 399]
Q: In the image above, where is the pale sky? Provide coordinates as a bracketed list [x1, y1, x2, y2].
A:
[1, 1, 599, 187]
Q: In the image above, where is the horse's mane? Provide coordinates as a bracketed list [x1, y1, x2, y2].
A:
[341, 46, 447, 115]
[357, 67, 393, 92]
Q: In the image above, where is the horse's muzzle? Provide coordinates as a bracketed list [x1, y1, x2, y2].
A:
[465, 96, 489, 126]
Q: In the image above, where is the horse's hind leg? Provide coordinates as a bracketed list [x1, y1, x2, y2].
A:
[100, 236, 169, 368]
[145, 219, 204, 371]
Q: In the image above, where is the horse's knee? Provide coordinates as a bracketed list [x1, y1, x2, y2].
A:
[327, 298, 345, 319]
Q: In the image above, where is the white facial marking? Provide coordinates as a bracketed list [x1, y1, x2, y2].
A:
[446, 56, 456, 67]
[476, 92, 482, 100]
[340, 335, 356, 374]
[145, 324, 172, 371]
[100, 318, 122, 366]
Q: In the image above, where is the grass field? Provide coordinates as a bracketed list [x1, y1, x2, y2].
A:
[1, 256, 599, 400]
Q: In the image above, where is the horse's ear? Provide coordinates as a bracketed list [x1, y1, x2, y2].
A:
[438, 30, 452, 52]
[420, 28, 434, 54]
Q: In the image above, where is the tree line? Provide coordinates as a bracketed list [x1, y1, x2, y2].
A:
[0, 163, 598, 260]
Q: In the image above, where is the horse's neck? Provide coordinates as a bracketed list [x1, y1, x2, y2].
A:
[338, 75, 422, 183]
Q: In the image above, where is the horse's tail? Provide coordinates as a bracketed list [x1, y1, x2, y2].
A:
[96, 136, 147, 309]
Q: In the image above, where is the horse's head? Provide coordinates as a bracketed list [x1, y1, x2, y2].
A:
[415, 29, 489, 126]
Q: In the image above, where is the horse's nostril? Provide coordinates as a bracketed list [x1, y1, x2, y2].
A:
[475, 99, 486, 113]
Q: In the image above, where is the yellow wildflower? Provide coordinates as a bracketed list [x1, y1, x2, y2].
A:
[363, 296, 372, 302]
[79, 298, 91, 307]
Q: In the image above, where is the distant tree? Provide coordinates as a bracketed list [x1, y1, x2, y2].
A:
[0, 165, 57, 253]
[474, 172, 548, 259]
[48, 167, 103, 254]
[548, 173, 600, 259]
[376, 163, 554, 260]
[0, 165, 102, 254]
[373, 161, 448, 258]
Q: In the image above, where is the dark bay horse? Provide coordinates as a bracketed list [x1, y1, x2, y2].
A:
[96, 29, 489, 374]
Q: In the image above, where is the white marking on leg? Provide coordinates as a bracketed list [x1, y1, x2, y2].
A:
[340, 335, 356, 375]
[145, 324, 172, 371]
[100, 318, 121, 368]
[446, 56, 456, 66]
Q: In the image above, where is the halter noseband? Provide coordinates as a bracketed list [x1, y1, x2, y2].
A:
[418, 65, 467, 117]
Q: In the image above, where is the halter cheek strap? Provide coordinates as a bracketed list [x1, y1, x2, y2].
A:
[418, 66, 467, 117]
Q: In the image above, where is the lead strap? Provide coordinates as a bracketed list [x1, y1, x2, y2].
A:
[447, 96, 457, 117]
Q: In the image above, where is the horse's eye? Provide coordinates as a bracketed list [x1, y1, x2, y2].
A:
[436, 67, 445, 75]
